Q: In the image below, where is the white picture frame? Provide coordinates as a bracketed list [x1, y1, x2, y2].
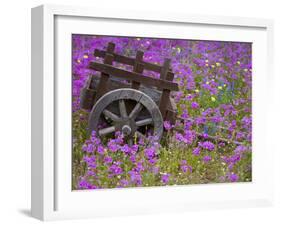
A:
[31, 4, 274, 221]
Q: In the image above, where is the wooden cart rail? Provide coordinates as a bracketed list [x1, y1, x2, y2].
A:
[89, 62, 179, 91]
[94, 48, 168, 75]
[85, 42, 179, 121]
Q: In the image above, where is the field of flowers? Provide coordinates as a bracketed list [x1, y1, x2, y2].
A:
[72, 35, 252, 190]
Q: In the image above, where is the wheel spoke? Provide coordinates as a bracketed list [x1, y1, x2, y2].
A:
[136, 118, 153, 127]
[129, 102, 143, 119]
[119, 99, 128, 118]
[103, 109, 120, 122]
[98, 126, 115, 136]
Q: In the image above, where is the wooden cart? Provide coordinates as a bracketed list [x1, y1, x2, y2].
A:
[80, 42, 179, 142]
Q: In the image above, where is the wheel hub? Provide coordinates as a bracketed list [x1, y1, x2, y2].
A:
[121, 125, 132, 136]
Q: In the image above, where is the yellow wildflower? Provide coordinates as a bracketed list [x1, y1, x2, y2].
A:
[195, 89, 199, 93]
[218, 86, 222, 90]
[216, 62, 221, 67]
[237, 61, 240, 65]
[211, 96, 216, 102]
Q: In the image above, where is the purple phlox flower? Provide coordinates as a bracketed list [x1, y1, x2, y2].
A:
[201, 83, 214, 93]
[185, 94, 194, 101]
[164, 121, 173, 130]
[186, 80, 196, 90]
[91, 130, 97, 138]
[148, 158, 157, 165]
[104, 156, 113, 164]
[151, 166, 159, 175]
[192, 147, 201, 156]
[138, 137, 145, 145]
[129, 154, 136, 163]
[191, 101, 199, 109]
[202, 108, 213, 117]
[87, 170, 96, 176]
[131, 144, 139, 153]
[107, 139, 119, 152]
[221, 153, 241, 167]
[202, 133, 209, 139]
[195, 116, 207, 125]
[174, 91, 183, 103]
[128, 170, 142, 186]
[199, 141, 215, 151]
[228, 120, 237, 132]
[83, 155, 96, 165]
[90, 131, 101, 145]
[135, 161, 145, 172]
[119, 179, 129, 187]
[161, 173, 170, 184]
[211, 115, 223, 123]
[231, 74, 238, 80]
[180, 160, 192, 173]
[247, 133, 252, 142]
[97, 145, 105, 155]
[144, 146, 156, 159]
[234, 145, 248, 154]
[228, 173, 239, 182]
[82, 143, 95, 153]
[202, 155, 212, 163]
[183, 130, 195, 144]
[181, 109, 189, 119]
[241, 116, 251, 129]
[120, 144, 132, 155]
[109, 162, 123, 176]
[175, 132, 187, 143]
[114, 131, 124, 144]
[184, 121, 192, 130]
[78, 178, 97, 189]
[236, 131, 245, 140]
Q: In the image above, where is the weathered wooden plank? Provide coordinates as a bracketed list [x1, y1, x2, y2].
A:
[159, 71, 175, 115]
[160, 58, 171, 80]
[90, 75, 162, 104]
[132, 51, 144, 89]
[89, 62, 179, 91]
[95, 43, 115, 100]
[94, 49, 162, 73]
[80, 87, 96, 110]
[80, 75, 96, 110]
[163, 95, 177, 123]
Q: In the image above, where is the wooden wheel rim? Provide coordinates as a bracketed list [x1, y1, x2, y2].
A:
[88, 88, 163, 141]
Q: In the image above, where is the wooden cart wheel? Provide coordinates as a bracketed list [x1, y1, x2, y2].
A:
[88, 88, 163, 143]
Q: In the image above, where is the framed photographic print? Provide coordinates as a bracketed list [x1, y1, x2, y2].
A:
[31, 4, 274, 221]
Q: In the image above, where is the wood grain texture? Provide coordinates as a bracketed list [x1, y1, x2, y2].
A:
[132, 51, 144, 89]
[95, 43, 115, 101]
[89, 62, 178, 91]
[159, 71, 175, 115]
[94, 48, 163, 73]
